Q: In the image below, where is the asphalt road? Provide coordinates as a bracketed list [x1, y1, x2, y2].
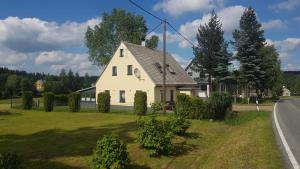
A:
[275, 98, 300, 169]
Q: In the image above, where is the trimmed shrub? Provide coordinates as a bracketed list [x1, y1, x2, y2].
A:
[204, 92, 233, 120]
[137, 116, 174, 156]
[92, 135, 129, 169]
[175, 93, 192, 117]
[97, 92, 110, 113]
[44, 92, 54, 112]
[54, 94, 68, 106]
[189, 98, 205, 119]
[0, 152, 23, 169]
[68, 92, 81, 112]
[134, 91, 147, 115]
[167, 115, 191, 135]
[21, 91, 33, 110]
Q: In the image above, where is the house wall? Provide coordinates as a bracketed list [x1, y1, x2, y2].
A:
[154, 86, 177, 102]
[96, 42, 156, 106]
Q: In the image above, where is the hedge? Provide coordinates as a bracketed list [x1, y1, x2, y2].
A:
[44, 92, 54, 112]
[204, 92, 233, 120]
[175, 93, 192, 117]
[21, 91, 33, 110]
[134, 91, 147, 115]
[0, 152, 23, 169]
[97, 92, 110, 113]
[68, 92, 81, 112]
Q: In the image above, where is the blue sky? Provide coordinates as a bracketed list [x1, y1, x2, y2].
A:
[0, 0, 299, 75]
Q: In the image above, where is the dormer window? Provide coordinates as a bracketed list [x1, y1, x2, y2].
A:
[120, 49, 124, 57]
[154, 62, 163, 73]
[167, 64, 175, 74]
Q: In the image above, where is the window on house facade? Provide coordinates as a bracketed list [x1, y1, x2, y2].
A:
[160, 90, 164, 102]
[170, 90, 174, 102]
[112, 66, 117, 76]
[120, 49, 124, 57]
[119, 90, 125, 103]
[105, 90, 110, 94]
[188, 72, 193, 76]
[127, 65, 133, 75]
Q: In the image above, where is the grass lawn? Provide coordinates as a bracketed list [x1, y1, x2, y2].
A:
[0, 103, 284, 169]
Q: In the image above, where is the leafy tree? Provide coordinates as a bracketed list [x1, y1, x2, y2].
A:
[233, 7, 265, 98]
[258, 45, 282, 97]
[5, 75, 18, 108]
[193, 11, 230, 95]
[294, 76, 300, 95]
[85, 8, 150, 66]
[146, 35, 159, 49]
[20, 78, 33, 92]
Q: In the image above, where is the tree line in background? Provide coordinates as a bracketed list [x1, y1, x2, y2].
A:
[0, 67, 97, 99]
[192, 8, 283, 99]
[283, 71, 300, 95]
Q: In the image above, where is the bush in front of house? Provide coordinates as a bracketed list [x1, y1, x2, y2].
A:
[175, 93, 192, 117]
[97, 92, 110, 113]
[167, 115, 191, 136]
[92, 134, 129, 169]
[54, 94, 68, 106]
[68, 92, 81, 112]
[134, 91, 147, 115]
[44, 92, 54, 112]
[0, 152, 23, 169]
[137, 116, 174, 156]
[21, 91, 33, 110]
[189, 97, 205, 119]
[205, 92, 233, 120]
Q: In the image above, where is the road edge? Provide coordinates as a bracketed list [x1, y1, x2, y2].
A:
[273, 101, 300, 169]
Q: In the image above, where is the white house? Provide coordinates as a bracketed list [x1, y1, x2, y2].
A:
[95, 42, 197, 106]
[282, 85, 291, 96]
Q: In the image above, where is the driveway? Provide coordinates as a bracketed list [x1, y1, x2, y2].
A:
[273, 98, 300, 169]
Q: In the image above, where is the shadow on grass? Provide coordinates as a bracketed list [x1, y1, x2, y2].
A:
[225, 110, 269, 126]
[0, 121, 144, 169]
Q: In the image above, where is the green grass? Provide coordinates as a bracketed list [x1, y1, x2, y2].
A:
[0, 103, 284, 169]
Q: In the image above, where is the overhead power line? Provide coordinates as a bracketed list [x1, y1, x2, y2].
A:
[146, 22, 163, 37]
[127, 0, 163, 22]
[167, 22, 196, 48]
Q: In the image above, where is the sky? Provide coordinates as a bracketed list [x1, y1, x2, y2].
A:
[0, 0, 300, 75]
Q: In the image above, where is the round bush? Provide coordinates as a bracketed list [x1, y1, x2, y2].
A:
[0, 152, 23, 169]
[97, 92, 110, 113]
[44, 92, 54, 112]
[21, 91, 33, 110]
[205, 92, 233, 120]
[134, 91, 147, 115]
[68, 92, 81, 112]
[167, 115, 191, 135]
[92, 135, 129, 169]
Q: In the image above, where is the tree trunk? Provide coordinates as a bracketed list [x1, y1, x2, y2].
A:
[208, 74, 212, 97]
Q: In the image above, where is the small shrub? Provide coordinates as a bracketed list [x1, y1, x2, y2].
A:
[167, 115, 191, 135]
[44, 92, 54, 112]
[149, 102, 163, 114]
[54, 94, 68, 106]
[0, 152, 23, 169]
[137, 116, 174, 156]
[68, 92, 81, 112]
[21, 91, 33, 110]
[175, 93, 192, 117]
[92, 135, 129, 169]
[134, 91, 147, 115]
[189, 98, 205, 119]
[204, 92, 233, 120]
[97, 92, 110, 113]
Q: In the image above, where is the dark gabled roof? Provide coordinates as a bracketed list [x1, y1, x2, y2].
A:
[77, 86, 96, 92]
[124, 42, 196, 86]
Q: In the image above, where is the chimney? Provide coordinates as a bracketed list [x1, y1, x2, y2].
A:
[141, 41, 146, 47]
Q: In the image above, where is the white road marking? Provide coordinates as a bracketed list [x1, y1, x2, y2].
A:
[274, 102, 300, 169]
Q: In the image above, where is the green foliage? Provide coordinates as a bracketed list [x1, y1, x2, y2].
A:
[92, 134, 129, 169]
[134, 91, 147, 115]
[44, 92, 54, 112]
[145, 35, 159, 49]
[68, 92, 81, 112]
[149, 102, 163, 114]
[85, 8, 148, 66]
[5, 75, 18, 96]
[137, 116, 174, 156]
[97, 92, 110, 113]
[21, 91, 33, 110]
[189, 98, 205, 119]
[0, 152, 23, 169]
[20, 78, 33, 92]
[54, 94, 68, 106]
[204, 92, 233, 120]
[167, 115, 191, 136]
[175, 93, 192, 117]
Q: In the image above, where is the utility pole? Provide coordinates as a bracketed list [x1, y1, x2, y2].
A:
[163, 19, 166, 113]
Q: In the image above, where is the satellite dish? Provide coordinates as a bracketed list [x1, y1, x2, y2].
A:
[134, 68, 141, 79]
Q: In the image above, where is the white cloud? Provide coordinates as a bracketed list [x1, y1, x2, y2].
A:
[172, 5, 245, 48]
[0, 16, 101, 53]
[0, 47, 31, 66]
[283, 63, 300, 71]
[270, 0, 300, 11]
[153, 0, 225, 16]
[274, 38, 300, 53]
[262, 19, 286, 30]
